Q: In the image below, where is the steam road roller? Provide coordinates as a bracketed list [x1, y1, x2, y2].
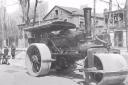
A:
[24, 7, 128, 85]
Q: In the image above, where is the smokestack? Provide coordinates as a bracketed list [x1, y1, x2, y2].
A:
[83, 7, 92, 37]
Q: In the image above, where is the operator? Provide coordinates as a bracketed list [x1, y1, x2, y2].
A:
[95, 32, 111, 49]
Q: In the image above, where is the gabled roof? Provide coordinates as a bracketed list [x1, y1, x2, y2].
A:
[43, 5, 83, 20]
[43, 5, 104, 20]
[58, 6, 83, 16]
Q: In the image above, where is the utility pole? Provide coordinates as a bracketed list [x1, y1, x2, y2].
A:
[100, 0, 112, 32]
[108, 0, 112, 34]
[125, 0, 128, 51]
[3, 7, 6, 46]
[109, 0, 112, 11]
[38, 0, 43, 25]
[93, 0, 96, 39]
[100, 0, 112, 45]
[3, 0, 7, 47]
[1, 0, 6, 48]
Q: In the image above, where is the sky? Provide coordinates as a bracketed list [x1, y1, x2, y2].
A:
[45, 0, 126, 12]
[4, 0, 126, 14]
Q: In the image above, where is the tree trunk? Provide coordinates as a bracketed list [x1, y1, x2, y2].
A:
[19, 0, 30, 25]
[26, 0, 30, 25]
[33, 0, 38, 25]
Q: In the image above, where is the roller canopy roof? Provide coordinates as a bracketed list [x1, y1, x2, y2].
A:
[24, 21, 76, 32]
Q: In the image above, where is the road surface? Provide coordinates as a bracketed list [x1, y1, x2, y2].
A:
[0, 64, 85, 85]
[0, 50, 128, 85]
[0, 51, 84, 85]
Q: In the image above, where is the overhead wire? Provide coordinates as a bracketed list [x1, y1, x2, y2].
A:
[115, 0, 122, 9]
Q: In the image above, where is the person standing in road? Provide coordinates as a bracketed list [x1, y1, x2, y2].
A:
[0, 49, 3, 64]
[2, 46, 9, 64]
[11, 45, 16, 59]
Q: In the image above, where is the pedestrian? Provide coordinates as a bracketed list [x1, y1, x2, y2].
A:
[2, 46, 9, 65]
[11, 45, 16, 59]
[0, 49, 3, 64]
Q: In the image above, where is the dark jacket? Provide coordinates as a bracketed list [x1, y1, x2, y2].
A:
[4, 48, 9, 56]
[11, 47, 16, 55]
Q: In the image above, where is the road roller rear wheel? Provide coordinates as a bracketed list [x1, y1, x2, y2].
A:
[84, 56, 103, 83]
[84, 54, 128, 85]
[26, 43, 51, 76]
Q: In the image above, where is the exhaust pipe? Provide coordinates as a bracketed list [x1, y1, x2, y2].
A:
[83, 7, 92, 38]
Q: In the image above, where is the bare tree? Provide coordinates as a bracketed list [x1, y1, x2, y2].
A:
[5, 12, 20, 47]
[19, 0, 39, 25]
[0, 6, 20, 47]
[19, 0, 30, 25]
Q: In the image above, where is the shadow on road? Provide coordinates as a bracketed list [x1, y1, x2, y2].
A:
[25, 71, 127, 85]
[109, 83, 125, 85]
[48, 71, 83, 79]
[48, 71, 85, 85]
[48, 71, 127, 85]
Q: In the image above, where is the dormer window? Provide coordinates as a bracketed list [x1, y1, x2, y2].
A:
[55, 10, 58, 15]
[72, 11, 76, 12]
[61, 11, 63, 15]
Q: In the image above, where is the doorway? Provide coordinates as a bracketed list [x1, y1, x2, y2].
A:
[114, 31, 123, 47]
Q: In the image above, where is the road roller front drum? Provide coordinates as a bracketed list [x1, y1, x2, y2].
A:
[26, 43, 52, 76]
[84, 53, 128, 85]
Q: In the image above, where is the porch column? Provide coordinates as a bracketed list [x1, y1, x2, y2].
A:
[110, 31, 114, 47]
[123, 31, 126, 47]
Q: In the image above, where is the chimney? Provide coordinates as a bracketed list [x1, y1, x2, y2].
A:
[83, 7, 92, 37]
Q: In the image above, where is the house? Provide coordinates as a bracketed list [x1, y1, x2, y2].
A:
[43, 5, 105, 33]
[104, 9, 126, 47]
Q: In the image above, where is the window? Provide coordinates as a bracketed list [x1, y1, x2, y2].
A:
[119, 13, 123, 21]
[55, 10, 58, 15]
[80, 21, 84, 28]
[105, 14, 108, 24]
[95, 20, 98, 24]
